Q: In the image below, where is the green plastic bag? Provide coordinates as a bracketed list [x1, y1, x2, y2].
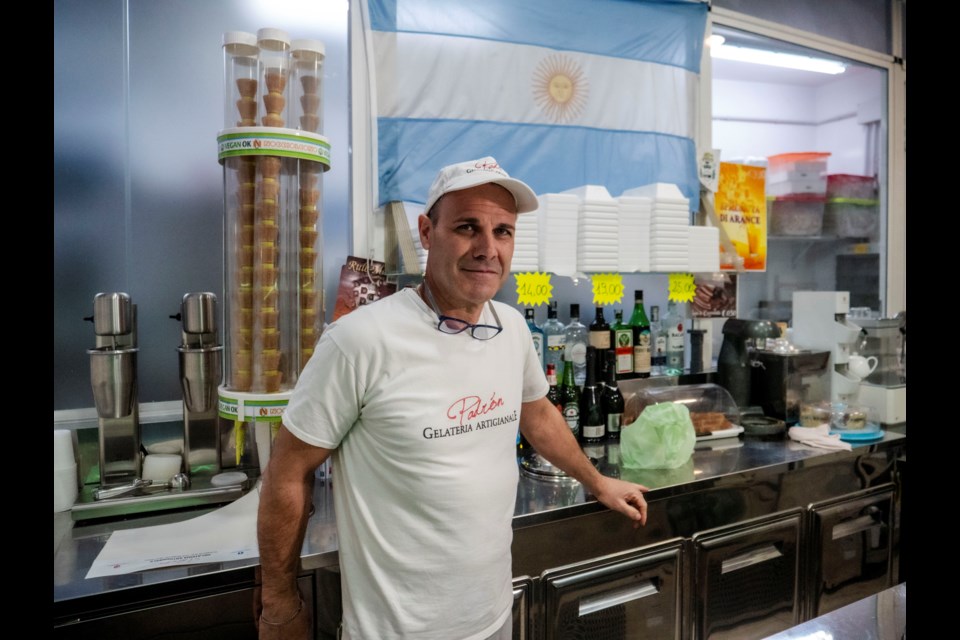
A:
[620, 402, 695, 469]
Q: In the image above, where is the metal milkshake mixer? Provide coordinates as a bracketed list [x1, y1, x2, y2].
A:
[86, 292, 141, 489]
[173, 292, 224, 478]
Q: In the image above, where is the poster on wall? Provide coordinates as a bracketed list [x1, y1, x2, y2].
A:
[716, 162, 767, 272]
[332, 256, 397, 321]
[691, 273, 737, 318]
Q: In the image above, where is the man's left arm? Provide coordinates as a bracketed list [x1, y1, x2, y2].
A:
[519, 396, 649, 528]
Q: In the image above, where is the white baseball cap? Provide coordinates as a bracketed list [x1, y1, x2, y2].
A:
[423, 156, 539, 215]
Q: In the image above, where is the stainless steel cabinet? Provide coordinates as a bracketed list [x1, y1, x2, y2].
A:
[691, 509, 804, 640]
[54, 575, 314, 640]
[539, 538, 686, 640]
[806, 484, 895, 618]
[514, 576, 534, 640]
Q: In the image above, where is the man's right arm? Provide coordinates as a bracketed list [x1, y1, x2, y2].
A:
[256, 424, 333, 637]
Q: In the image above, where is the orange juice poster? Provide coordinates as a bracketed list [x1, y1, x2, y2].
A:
[716, 162, 767, 271]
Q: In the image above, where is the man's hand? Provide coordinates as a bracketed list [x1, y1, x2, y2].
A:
[588, 475, 649, 529]
[520, 397, 650, 528]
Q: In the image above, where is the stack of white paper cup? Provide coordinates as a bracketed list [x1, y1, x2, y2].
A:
[54, 429, 79, 513]
[142, 453, 183, 483]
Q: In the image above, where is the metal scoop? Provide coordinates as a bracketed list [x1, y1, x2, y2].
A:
[93, 478, 153, 501]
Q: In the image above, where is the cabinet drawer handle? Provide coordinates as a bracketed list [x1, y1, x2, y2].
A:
[578, 580, 659, 617]
[721, 544, 783, 574]
[832, 514, 881, 540]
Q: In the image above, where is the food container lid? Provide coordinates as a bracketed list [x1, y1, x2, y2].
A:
[826, 197, 879, 206]
[257, 27, 291, 51]
[827, 173, 877, 184]
[767, 151, 831, 164]
[768, 193, 827, 203]
[222, 31, 258, 56]
[626, 383, 741, 429]
[292, 38, 326, 60]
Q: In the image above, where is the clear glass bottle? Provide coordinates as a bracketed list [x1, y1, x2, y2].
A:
[610, 308, 634, 377]
[525, 308, 545, 370]
[579, 347, 605, 443]
[601, 349, 625, 440]
[564, 303, 589, 387]
[628, 290, 651, 378]
[664, 300, 686, 376]
[650, 305, 666, 375]
[542, 300, 566, 375]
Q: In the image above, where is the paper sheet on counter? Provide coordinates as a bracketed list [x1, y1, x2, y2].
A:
[86, 483, 261, 579]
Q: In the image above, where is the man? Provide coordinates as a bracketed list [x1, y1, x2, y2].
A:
[256, 157, 649, 639]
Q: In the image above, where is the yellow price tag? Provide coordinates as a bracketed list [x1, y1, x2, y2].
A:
[592, 273, 624, 306]
[668, 273, 697, 303]
[515, 272, 553, 306]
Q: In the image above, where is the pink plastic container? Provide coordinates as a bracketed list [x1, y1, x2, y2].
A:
[826, 174, 878, 200]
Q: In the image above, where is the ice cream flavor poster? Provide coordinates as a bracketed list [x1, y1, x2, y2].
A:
[716, 162, 767, 272]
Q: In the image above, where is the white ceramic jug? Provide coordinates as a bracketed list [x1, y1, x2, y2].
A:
[848, 354, 878, 380]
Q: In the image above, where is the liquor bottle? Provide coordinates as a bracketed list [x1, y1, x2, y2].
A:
[545, 363, 562, 413]
[579, 347, 605, 443]
[542, 301, 566, 374]
[628, 290, 652, 378]
[559, 355, 581, 438]
[610, 308, 634, 377]
[664, 300, 686, 376]
[650, 305, 666, 375]
[563, 303, 589, 387]
[588, 306, 611, 351]
[525, 308, 545, 370]
[601, 349, 625, 440]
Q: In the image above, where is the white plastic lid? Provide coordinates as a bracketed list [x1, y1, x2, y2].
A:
[257, 27, 291, 51]
[292, 39, 326, 61]
[211, 471, 249, 487]
[222, 31, 258, 57]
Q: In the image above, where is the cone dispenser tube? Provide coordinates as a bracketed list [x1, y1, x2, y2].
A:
[223, 31, 260, 129]
[292, 39, 325, 134]
[218, 27, 330, 400]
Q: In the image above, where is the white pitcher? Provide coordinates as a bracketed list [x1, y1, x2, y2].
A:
[848, 354, 878, 380]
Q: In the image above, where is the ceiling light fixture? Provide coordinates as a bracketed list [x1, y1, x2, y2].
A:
[709, 35, 847, 75]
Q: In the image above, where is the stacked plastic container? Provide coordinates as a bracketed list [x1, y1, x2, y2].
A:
[766, 152, 830, 236]
[823, 174, 879, 238]
[217, 29, 331, 464]
[622, 183, 690, 272]
[562, 185, 620, 273]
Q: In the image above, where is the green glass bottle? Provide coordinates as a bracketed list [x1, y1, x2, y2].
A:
[628, 289, 652, 378]
[559, 355, 581, 438]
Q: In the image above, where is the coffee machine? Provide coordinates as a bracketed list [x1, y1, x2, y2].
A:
[750, 348, 831, 425]
[790, 291, 862, 404]
[173, 292, 224, 478]
[716, 318, 781, 409]
[854, 311, 906, 424]
[86, 292, 141, 489]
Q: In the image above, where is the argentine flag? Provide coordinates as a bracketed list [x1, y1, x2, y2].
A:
[364, 0, 708, 209]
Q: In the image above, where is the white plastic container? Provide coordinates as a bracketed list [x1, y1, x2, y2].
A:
[769, 195, 826, 236]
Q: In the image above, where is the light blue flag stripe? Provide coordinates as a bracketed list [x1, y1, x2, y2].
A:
[378, 119, 699, 207]
[368, 0, 707, 210]
[369, 0, 707, 73]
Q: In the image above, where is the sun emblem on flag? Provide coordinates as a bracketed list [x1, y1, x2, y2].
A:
[533, 53, 588, 124]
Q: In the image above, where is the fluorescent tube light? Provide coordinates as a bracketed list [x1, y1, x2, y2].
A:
[710, 40, 847, 75]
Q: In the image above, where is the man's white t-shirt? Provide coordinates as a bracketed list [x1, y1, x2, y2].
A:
[283, 288, 548, 639]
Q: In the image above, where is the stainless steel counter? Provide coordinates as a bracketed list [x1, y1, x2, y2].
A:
[764, 582, 906, 639]
[54, 427, 906, 622]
